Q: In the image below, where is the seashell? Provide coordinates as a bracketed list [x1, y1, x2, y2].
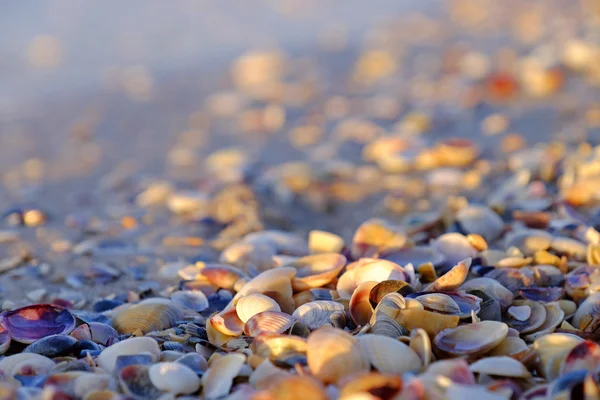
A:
[370, 312, 408, 338]
[249, 359, 290, 389]
[0, 303, 76, 344]
[289, 253, 346, 291]
[308, 230, 345, 254]
[24, 334, 77, 358]
[504, 229, 552, 256]
[436, 137, 479, 167]
[484, 268, 534, 295]
[522, 302, 565, 341]
[460, 277, 513, 308]
[351, 219, 408, 259]
[176, 353, 208, 375]
[469, 356, 531, 378]
[307, 327, 369, 383]
[292, 300, 345, 330]
[115, 354, 154, 373]
[0, 328, 10, 355]
[395, 308, 459, 337]
[467, 233, 488, 251]
[83, 389, 123, 400]
[507, 305, 531, 321]
[410, 328, 433, 367]
[417, 262, 438, 283]
[532, 333, 584, 380]
[496, 256, 532, 268]
[433, 233, 477, 266]
[87, 322, 119, 346]
[244, 311, 294, 337]
[425, 258, 471, 292]
[71, 373, 112, 398]
[209, 306, 245, 336]
[531, 264, 564, 287]
[369, 280, 414, 306]
[243, 230, 309, 256]
[456, 205, 504, 242]
[235, 293, 281, 323]
[110, 298, 184, 335]
[200, 264, 250, 290]
[97, 337, 160, 373]
[170, 290, 209, 312]
[231, 267, 296, 314]
[434, 321, 508, 358]
[519, 286, 564, 302]
[338, 371, 403, 400]
[551, 236, 587, 260]
[202, 353, 246, 399]
[252, 334, 307, 361]
[337, 259, 410, 299]
[118, 364, 162, 400]
[379, 246, 445, 268]
[560, 340, 600, 375]
[359, 334, 422, 375]
[425, 358, 475, 385]
[265, 375, 328, 400]
[349, 281, 377, 327]
[488, 336, 530, 359]
[572, 292, 600, 332]
[504, 299, 546, 333]
[587, 244, 600, 266]
[415, 293, 461, 314]
[0, 353, 55, 386]
[445, 383, 509, 400]
[148, 362, 201, 395]
[557, 299, 577, 319]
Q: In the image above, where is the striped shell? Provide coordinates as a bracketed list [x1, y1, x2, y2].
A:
[244, 311, 294, 337]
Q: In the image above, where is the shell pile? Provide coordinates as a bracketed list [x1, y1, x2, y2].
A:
[3, 1, 600, 400]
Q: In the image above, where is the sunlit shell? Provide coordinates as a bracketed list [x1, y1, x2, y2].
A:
[219, 242, 276, 273]
[572, 292, 600, 331]
[379, 246, 445, 268]
[523, 302, 565, 341]
[550, 236, 587, 260]
[338, 371, 403, 400]
[417, 262, 438, 283]
[148, 362, 201, 395]
[425, 359, 475, 385]
[456, 205, 504, 242]
[504, 300, 546, 333]
[252, 334, 307, 361]
[415, 293, 461, 314]
[200, 264, 250, 290]
[235, 293, 281, 323]
[359, 334, 422, 375]
[410, 328, 433, 367]
[369, 280, 414, 306]
[210, 307, 245, 336]
[110, 298, 184, 335]
[292, 300, 345, 330]
[97, 337, 161, 373]
[396, 308, 459, 337]
[202, 353, 246, 399]
[293, 288, 335, 308]
[504, 229, 552, 256]
[557, 299, 577, 319]
[587, 244, 600, 266]
[308, 230, 345, 254]
[265, 375, 329, 400]
[460, 277, 513, 308]
[434, 321, 508, 358]
[307, 327, 369, 384]
[496, 256, 533, 268]
[433, 233, 478, 266]
[469, 356, 531, 378]
[349, 281, 377, 326]
[337, 259, 409, 299]
[0, 304, 76, 344]
[287, 253, 346, 291]
[561, 340, 600, 375]
[170, 290, 209, 312]
[425, 258, 471, 292]
[231, 267, 296, 314]
[532, 333, 584, 380]
[351, 219, 408, 259]
[0, 353, 55, 386]
[244, 311, 294, 337]
[488, 337, 530, 359]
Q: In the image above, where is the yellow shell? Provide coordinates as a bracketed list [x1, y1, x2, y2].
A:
[235, 294, 281, 323]
[110, 298, 184, 335]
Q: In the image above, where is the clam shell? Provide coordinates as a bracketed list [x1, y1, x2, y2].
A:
[359, 334, 422, 375]
[560, 340, 600, 375]
[485, 268, 534, 295]
[351, 218, 407, 259]
[460, 277, 513, 308]
[425, 258, 471, 292]
[370, 309, 408, 338]
[507, 305, 531, 321]
[235, 293, 281, 323]
[410, 328, 433, 367]
[434, 321, 508, 358]
[176, 353, 208, 375]
[337, 259, 410, 299]
[148, 362, 201, 395]
[396, 308, 459, 337]
[532, 333, 584, 380]
[488, 336, 530, 359]
[23, 334, 77, 358]
[456, 205, 504, 242]
[292, 300, 345, 330]
[349, 281, 377, 327]
[415, 293, 461, 314]
[110, 298, 184, 335]
[0, 353, 55, 386]
[231, 266, 296, 314]
[97, 337, 160, 373]
[202, 353, 246, 399]
[338, 372, 403, 400]
[244, 311, 294, 337]
[118, 364, 162, 400]
[469, 356, 531, 378]
[170, 290, 209, 312]
[265, 375, 328, 400]
[522, 302, 564, 341]
[308, 230, 345, 254]
[504, 229, 552, 256]
[504, 300, 546, 333]
[289, 253, 346, 291]
[0, 303, 76, 344]
[307, 327, 369, 383]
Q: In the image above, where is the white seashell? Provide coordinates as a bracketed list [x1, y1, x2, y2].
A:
[469, 356, 531, 378]
[433, 233, 477, 266]
[0, 353, 55, 386]
[507, 305, 531, 321]
[202, 353, 246, 399]
[337, 259, 409, 299]
[415, 293, 461, 314]
[236, 293, 281, 323]
[97, 337, 160, 373]
[230, 266, 296, 313]
[148, 362, 201, 395]
[292, 300, 345, 330]
[170, 290, 209, 312]
[73, 373, 112, 398]
[359, 334, 422, 375]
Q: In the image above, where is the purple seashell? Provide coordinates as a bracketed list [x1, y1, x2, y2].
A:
[0, 304, 76, 344]
[520, 286, 564, 302]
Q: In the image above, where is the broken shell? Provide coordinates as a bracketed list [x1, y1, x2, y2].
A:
[307, 327, 369, 383]
[349, 281, 377, 327]
[425, 258, 471, 292]
[0, 304, 76, 344]
[434, 321, 508, 358]
[236, 293, 281, 323]
[460, 277, 513, 308]
[414, 293, 461, 314]
[338, 371, 403, 400]
[118, 364, 162, 400]
[292, 300, 345, 330]
[507, 305, 531, 321]
[170, 290, 209, 312]
[110, 298, 184, 335]
[456, 205, 504, 242]
[351, 219, 407, 258]
[359, 334, 422, 375]
[148, 362, 201, 395]
[202, 353, 246, 399]
[0, 353, 55, 386]
[337, 259, 410, 299]
[469, 356, 531, 378]
[97, 337, 161, 373]
[289, 253, 346, 291]
[244, 311, 294, 337]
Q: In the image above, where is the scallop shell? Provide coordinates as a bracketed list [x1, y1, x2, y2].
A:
[337, 259, 410, 299]
[292, 300, 345, 330]
[289, 253, 346, 291]
[349, 281, 377, 327]
[359, 334, 422, 375]
[351, 218, 408, 259]
[235, 293, 281, 323]
[456, 205, 504, 242]
[148, 362, 201, 395]
[469, 356, 531, 378]
[425, 258, 471, 292]
[110, 298, 184, 335]
[307, 327, 369, 384]
[434, 321, 508, 358]
[244, 311, 294, 337]
[202, 353, 246, 399]
[97, 337, 161, 373]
